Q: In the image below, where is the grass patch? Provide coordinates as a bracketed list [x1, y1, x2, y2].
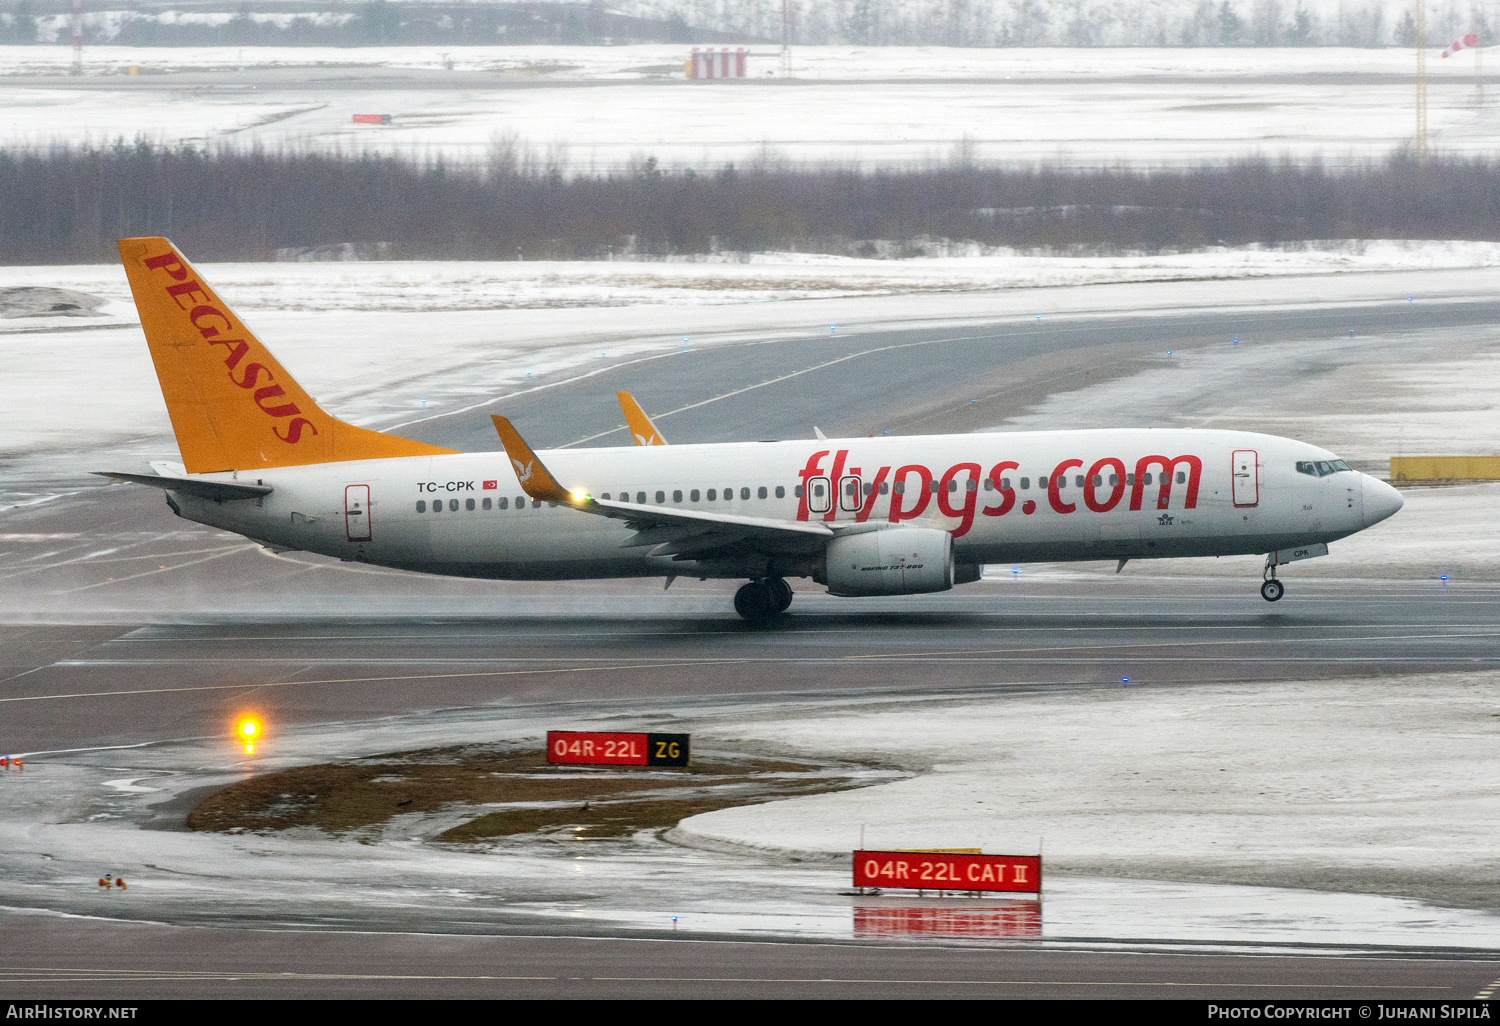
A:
[187, 744, 877, 842]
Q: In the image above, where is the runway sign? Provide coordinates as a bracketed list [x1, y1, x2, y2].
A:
[854, 903, 1041, 939]
[546, 731, 690, 767]
[854, 850, 1041, 894]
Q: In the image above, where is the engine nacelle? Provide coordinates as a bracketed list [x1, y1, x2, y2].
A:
[823, 527, 953, 597]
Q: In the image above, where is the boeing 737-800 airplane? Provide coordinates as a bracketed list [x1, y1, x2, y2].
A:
[102, 237, 1404, 621]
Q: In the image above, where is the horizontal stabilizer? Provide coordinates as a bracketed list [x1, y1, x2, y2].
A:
[95, 471, 272, 501]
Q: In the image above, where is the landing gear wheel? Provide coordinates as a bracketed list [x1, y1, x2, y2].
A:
[734, 580, 777, 622]
[1260, 578, 1284, 602]
[767, 577, 793, 612]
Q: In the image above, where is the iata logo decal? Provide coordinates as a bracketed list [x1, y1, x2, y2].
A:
[143, 248, 318, 446]
[1157, 513, 1175, 526]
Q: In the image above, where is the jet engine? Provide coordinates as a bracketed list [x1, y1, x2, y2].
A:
[821, 527, 953, 597]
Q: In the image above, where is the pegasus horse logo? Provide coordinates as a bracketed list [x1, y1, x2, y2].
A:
[512, 458, 534, 484]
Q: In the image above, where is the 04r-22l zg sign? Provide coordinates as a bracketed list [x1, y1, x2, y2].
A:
[546, 731, 690, 767]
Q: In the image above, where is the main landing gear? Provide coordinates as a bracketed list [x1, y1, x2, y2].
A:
[1260, 556, 1284, 602]
[734, 577, 793, 622]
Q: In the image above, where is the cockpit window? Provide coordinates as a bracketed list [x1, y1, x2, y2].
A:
[1296, 459, 1353, 477]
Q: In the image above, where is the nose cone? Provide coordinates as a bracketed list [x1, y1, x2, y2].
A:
[1362, 474, 1404, 527]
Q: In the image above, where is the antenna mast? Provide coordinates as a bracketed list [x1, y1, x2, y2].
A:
[1416, 0, 1428, 155]
[71, 0, 82, 76]
[781, 0, 791, 78]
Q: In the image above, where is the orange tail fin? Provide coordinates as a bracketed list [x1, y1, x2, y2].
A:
[117, 237, 455, 474]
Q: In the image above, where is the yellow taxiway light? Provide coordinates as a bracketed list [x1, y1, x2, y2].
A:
[236, 716, 262, 755]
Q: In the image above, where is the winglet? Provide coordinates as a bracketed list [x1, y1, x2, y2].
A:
[616, 391, 668, 446]
[491, 416, 575, 504]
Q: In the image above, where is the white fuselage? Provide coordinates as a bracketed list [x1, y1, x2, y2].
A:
[166, 428, 1399, 582]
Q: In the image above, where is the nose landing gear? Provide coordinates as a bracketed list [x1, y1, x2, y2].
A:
[1261, 555, 1284, 602]
[734, 577, 794, 622]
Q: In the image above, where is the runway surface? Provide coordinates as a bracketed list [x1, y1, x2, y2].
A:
[397, 298, 1500, 454]
[3, 292, 1498, 998]
[4, 580, 1499, 755]
[4, 914, 1498, 1000]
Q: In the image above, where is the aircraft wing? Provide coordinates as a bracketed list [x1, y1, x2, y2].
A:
[492, 415, 834, 558]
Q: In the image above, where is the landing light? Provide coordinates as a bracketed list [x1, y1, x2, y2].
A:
[571, 489, 588, 503]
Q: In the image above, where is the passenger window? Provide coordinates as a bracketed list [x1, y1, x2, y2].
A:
[724, 485, 732, 498]
[466, 498, 475, 511]
[691, 489, 700, 502]
[893, 481, 904, 495]
[417, 500, 426, 512]
[1019, 477, 1029, 490]
[636, 491, 647, 504]
[879, 482, 889, 494]
[1039, 476, 1049, 488]
[1143, 473, 1152, 485]
[1075, 475, 1085, 488]
[775, 485, 785, 498]
[947, 479, 958, 492]
[1176, 471, 1186, 484]
[482, 497, 491, 510]
[982, 478, 993, 491]
[673, 490, 683, 503]
[432, 501, 442, 513]
[1126, 473, 1135, 485]
[449, 499, 459, 511]
[807, 476, 832, 513]
[656, 491, 665, 503]
[758, 486, 768, 499]
[1000, 477, 1011, 490]
[1108, 474, 1117, 486]
[532, 499, 541, 508]
[966, 479, 977, 492]
[499, 497, 509, 509]
[793, 486, 802, 498]
[707, 489, 717, 501]
[741, 487, 751, 500]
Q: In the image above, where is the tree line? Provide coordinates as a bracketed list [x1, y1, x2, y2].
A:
[3, 140, 1499, 264]
[1, 0, 1484, 49]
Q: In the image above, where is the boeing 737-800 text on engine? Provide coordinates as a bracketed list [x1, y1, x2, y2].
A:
[102, 238, 1404, 620]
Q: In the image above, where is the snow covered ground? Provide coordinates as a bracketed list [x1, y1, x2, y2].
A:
[7, 243, 1500, 460]
[673, 673, 1500, 915]
[0, 45, 1492, 167]
[5, 694, 1499, 948]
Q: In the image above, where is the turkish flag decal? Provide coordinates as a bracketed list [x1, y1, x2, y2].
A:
[482, 480, 497, 489]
